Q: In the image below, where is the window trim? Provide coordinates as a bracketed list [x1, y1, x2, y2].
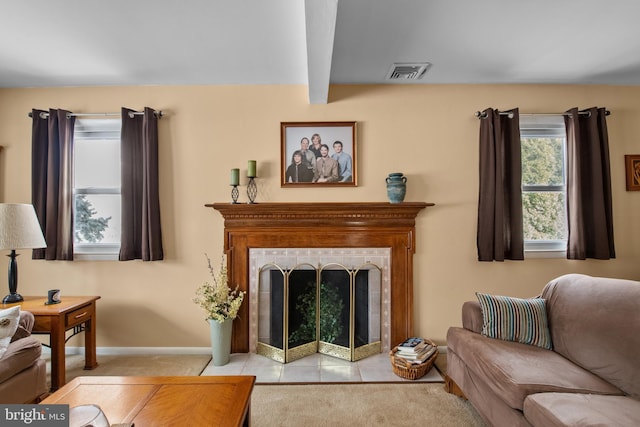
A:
[73, 118, 121, 260]
[73, 244, 120, 261]
[520, 115, 567, 257]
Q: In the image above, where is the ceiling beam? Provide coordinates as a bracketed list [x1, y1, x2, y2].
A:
[304, 0, 338, 104]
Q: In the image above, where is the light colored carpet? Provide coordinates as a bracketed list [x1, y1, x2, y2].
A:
[44, 354, 212, 388]
[43, 353, 483, 426]
[251, 383, 487, 427]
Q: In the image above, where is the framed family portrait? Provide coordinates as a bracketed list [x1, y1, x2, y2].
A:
[281, 121, 357, 187]
[625, 154, 640, 191]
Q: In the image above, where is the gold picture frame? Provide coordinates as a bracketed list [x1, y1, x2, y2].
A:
[280, 122, 357, 187]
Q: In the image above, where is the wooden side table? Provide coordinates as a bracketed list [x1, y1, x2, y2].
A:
[2, 295, 101, 391]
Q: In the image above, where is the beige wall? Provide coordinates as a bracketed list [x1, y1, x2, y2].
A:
[0, 84, 638, 349]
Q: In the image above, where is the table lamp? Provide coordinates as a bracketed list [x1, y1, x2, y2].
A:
[0, 204, 47, 303]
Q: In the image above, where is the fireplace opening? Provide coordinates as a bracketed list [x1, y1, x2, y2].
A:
[256, 261, 382, 363]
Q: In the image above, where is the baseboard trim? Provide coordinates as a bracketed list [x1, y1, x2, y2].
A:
[42, 347, 212, 356]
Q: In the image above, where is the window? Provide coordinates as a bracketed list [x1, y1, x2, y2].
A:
[73, 119, 121, 260]
[520, 115, 567, 256]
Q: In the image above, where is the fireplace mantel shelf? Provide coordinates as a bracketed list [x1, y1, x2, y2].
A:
[207, 202, 434, 228]
[206, 201, 434, 353]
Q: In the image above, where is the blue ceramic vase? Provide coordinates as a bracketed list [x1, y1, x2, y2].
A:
[386, 173, 407, 203]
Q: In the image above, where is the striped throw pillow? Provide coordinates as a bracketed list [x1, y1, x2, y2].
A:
[476, 292, 552, 350]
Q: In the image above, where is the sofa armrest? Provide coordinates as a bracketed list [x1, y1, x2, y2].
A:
[10, 312, 35, 343]
[462, 301, 483, 333]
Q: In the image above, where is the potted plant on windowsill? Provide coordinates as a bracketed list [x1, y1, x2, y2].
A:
[193, 254, 245, 366]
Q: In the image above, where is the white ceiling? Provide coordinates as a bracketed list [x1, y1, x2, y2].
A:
[2, 0, 640, 103]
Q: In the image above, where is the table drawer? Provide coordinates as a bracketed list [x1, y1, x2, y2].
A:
[65, 304, 94, 328]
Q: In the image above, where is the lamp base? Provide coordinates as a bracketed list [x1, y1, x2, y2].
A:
[2, 293, 23, 304]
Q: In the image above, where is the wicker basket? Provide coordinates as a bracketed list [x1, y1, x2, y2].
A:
[390, 338, 438, 380]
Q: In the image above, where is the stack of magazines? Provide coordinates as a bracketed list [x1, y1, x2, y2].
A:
[395, 337, 437, 365]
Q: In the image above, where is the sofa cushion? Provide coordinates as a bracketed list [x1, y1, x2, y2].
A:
[476, 292, 552, 349]
[524, 393, 640, 427]
[0, 306, 21, 359]
[542, 274, 640, 398]
[0, 336, 42, 383]
[447, 327, 623, 410]
[448, 348, 533, 427]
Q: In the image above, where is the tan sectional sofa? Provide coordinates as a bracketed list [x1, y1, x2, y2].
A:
[446, 274, 640, 426]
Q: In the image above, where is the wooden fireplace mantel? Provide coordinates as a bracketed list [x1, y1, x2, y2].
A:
[206, 202, 434, 352]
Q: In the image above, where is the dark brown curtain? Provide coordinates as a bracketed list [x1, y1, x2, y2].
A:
[477, 108, 524, 261]
[119, 107, 164, 261]
[564, 107, 615, 260]
[31, 109, 75, 260]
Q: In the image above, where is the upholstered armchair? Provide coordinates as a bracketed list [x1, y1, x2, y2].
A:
[0, 309, 48, 403]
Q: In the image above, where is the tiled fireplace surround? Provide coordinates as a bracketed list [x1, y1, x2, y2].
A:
[208, 202, 432, 355]
[249, 247, 391, 356]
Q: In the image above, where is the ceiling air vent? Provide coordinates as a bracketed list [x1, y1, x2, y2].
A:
[386, 63, 431, 80]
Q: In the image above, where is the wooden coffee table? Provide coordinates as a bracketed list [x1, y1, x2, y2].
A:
[41, 375, 256, 426]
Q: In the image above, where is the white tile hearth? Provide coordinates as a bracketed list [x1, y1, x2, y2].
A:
[200, 352, 443, 384]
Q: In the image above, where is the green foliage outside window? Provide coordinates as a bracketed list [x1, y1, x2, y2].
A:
[521, 137, 563, 185]
[74, 195, 112, 243]
[522, 192, 566, 240]
[521, 137, 567, 241]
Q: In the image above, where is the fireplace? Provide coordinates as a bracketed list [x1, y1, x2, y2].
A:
[250, 248, 388, 363]
[208, 202, 432, 353]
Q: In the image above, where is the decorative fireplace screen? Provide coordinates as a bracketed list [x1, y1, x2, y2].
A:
[256, 261, 382, 363]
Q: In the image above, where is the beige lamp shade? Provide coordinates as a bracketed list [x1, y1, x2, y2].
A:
[0, 203, 47, 250]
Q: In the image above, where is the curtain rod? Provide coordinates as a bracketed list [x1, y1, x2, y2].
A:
[475, 110, 611, 119]
[28, 110, 163, 119]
